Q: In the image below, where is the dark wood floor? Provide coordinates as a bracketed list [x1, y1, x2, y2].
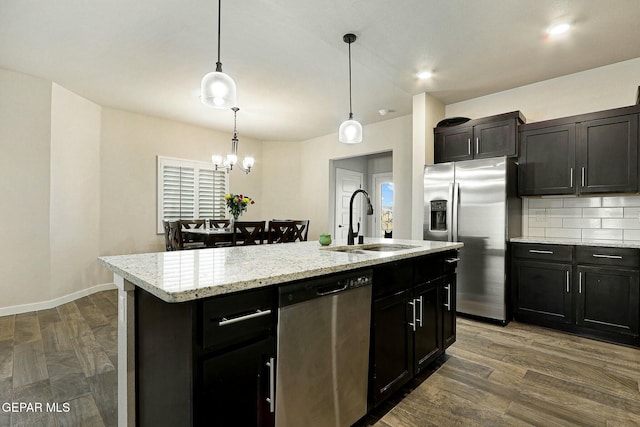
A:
[2, 291, 639, 426]
[0, 290, 117, 427]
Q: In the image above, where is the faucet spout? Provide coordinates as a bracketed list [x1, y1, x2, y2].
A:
[348, 189, 374, 245]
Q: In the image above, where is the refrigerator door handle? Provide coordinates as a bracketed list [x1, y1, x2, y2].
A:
[452, 182, 459, 242]
[447, 183, 454, 242]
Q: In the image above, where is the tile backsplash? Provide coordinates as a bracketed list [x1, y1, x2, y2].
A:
[522, 195, 640, 242]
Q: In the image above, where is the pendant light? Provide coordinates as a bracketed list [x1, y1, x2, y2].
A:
[212, 107, 254, 173]
[201, 0, 237, 108]
[339, 33, 363, 144]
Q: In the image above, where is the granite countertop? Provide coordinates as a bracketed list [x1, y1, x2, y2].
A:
[99, 238, 463, 303]
[511, 237, 640, 249]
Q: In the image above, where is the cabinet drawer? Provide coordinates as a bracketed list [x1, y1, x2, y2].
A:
[576, 246, 640, 268]
[513, 243, 573, 262]
[373, 259, 413, 298]
[201, 288, 274, 350]
[414, 254, 444, 284]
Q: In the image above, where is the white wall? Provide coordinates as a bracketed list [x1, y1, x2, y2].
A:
[446, 58, 640, 122]
[293, 115, 413, 241]
[50, 83, 103, 298]
[99, 108, 264, 257]
[0, 69, 52, 308]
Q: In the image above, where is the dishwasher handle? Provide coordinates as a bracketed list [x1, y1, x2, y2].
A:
[317, 283, 348, 295]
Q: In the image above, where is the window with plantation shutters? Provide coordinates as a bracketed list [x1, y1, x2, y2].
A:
[157, 156, 228, 234]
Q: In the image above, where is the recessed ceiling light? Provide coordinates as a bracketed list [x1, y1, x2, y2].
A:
[417, 71, 432, 80]
[547, 23, 571, 36]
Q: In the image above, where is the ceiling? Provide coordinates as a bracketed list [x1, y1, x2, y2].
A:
[2, 0, 640, 142]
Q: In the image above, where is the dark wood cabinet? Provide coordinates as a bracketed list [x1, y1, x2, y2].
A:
[135, 286, 276, 427]
[512, 243, 640, 346]
[577, 114, 638, 194]
[519, 124, 576, 195]
[518, 105, 640, 196]
[370, 251, 458, 407]
[434, 111, 524, 163]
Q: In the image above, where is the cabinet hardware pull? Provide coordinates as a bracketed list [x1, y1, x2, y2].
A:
[444, 285, 451, 311]
[529, 249, 553, 255]
[592, 254, 623, 260]
[566, 271, 569, 293]
[570, 168, 573, 187]
[266, 357, 275, 413]
[218, 309, 271, 326]
[581, 167, 585, 187]
[417, 296, 424, 327]
[467, 138, 471, 155]
[475, 137, 479, 154]
[445, 257, 461, 263]
[408, 300, 416, 332]
[579, 272, 582, 294]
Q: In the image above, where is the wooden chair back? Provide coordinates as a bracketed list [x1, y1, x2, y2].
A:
[267, 221, 295, 244]
[162, 220, 173, 251]
[210, 219, 230, 229]
[291, 220, 310, 242]
[168, 221, 184, 250]
[233, 221, 266, 245]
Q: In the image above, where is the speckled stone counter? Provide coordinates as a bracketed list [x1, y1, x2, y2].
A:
[511, 236, 640, 249]
[99, 238, 463, 303]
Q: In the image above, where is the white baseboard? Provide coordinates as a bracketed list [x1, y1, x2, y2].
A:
[0, 283, 117, 317]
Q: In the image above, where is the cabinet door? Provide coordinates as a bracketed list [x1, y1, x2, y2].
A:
[577, 114, 639, 194]
[474, 119, 517, 159]
[435, 126, 473, 163]
[413, 279, 442, 374]
[198, 337, 275, 427]
[442, 273, 457, 349]
[576, 266, 639, 338]
[370, 289, 413, 406]
[512, 260, 573, 326]
[519, 124, 576, 195]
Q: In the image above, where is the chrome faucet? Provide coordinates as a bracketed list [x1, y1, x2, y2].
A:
[348, 189, 374, 245]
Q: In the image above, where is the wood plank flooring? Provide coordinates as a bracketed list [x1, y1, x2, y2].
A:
[2, 291, 639, 426]
[0, 290, 117, 427]
[359, 318, 640, 427]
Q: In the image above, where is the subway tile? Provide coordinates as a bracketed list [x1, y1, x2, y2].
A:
[563, 197, 602, 208]
[602, 195, 640, 207]
[623, 229, 640, 241]
[527, 209, 547, 216]
[601, 218, 640, 230]
[582, 229, 623, 240]
[582, 208, 623, 218]
[546, 208, 581, 218]
[528, 217, 562, 228]
[528, 198, 564, 209]
[545, 228, 582, 239]
[623, 207, 640, 219]
[527, 228, 546, 237]
[563, 218, 601, 229]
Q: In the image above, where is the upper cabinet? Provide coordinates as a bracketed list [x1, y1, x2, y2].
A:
[434, 111, 525, 163]
[519, 105, 640, 196]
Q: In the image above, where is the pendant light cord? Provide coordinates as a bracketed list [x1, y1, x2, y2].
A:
[348, 40, 353, 119]
[216, 0, 222, 72]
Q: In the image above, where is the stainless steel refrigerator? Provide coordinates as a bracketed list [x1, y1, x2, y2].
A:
[424, 157, 521, 323]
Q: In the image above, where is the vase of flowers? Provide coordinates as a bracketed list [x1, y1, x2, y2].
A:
[225, 193, 255, 220]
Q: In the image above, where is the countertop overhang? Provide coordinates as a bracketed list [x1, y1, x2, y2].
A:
[99, 238, 463, 303]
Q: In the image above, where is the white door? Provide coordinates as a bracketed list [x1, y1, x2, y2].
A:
[335, 168, 364, 241]
[372, 173, 393, 238]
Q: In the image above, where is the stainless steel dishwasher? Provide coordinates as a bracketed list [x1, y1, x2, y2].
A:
[276, 269, 372, 427]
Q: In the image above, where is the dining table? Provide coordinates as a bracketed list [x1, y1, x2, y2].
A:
[182, 227, 235, 247]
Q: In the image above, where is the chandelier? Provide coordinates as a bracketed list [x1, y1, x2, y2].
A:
[212, 107, 254, 174]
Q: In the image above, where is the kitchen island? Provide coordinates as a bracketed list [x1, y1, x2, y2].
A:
[99, 238, 463, 426]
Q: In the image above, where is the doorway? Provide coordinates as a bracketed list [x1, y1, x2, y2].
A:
[334, 168, 364, 240]
[372, 173, 394, 238]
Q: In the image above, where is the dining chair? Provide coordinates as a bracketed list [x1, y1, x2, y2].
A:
[291, 220, 310, 242]
[267, 221, 295, 244]
[210, 219, 231, 229]
[169, 221, 206, 250]
[162, 220, 173, 251]
[232, 221, 266, 245]
[180, 219, 206, 244]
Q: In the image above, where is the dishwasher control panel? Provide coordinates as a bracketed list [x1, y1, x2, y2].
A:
[278, 269, 373, 307]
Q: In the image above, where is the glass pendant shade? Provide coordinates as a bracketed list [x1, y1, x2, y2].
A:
[339, 118, 363, 144]
[242, 156, 255, 170]
[201, 71, 237, 108]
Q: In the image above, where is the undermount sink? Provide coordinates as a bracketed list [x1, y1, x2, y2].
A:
[323, 243, 419, 253]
